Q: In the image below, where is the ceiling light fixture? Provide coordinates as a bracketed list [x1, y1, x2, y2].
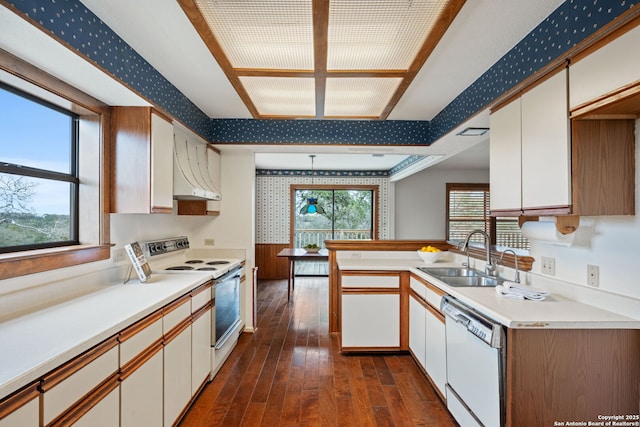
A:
[457, 127, 490, 136]
[299, 154, 325, 215]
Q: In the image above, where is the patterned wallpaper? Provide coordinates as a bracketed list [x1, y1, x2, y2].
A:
[5, 0, 636, 150]
[256, 175, 391, 244]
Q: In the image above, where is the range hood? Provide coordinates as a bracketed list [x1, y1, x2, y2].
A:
[173, 125, 221, 201]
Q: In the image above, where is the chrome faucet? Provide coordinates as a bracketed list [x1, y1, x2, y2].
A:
[499, 249, 520, 283]
[461, 229, 497, 277]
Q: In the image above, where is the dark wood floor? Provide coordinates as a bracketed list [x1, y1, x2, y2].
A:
[179, 277, 456, 427]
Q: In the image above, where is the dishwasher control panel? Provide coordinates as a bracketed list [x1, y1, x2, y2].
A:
[441, 296, 503, 348]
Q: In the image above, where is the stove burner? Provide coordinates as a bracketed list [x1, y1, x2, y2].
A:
[206, 260, 230, 265]
[166, 266, 194, 270]
[185, 259, 204, 264]
[197, 267, 218, 271]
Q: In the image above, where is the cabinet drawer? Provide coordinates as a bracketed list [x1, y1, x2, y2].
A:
[119, 313, 163, 366]
[163, 295, 191, 333]
[41, 338, 119, 426]
[341, 274, 399, 288]
[0, 383, 39, 427]
[410, 275, 445, 312]
[191, 283, 212, 313]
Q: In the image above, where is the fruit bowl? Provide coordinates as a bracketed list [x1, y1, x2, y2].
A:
[304, 244, 321, 253]
[417, 248, 443, 263]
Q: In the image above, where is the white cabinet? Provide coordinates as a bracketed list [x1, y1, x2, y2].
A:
[570, 24, 640, 111]
[163, 297, 192, 427]
[40, 337, 119, 426]
[66, 385, 120, 427]
[409, 275, 447, 398]
[409, 294, 426, 369]
[490, 69, 570, 214]
[206, 148, 222, 214]
[191, 283, 212, 395]
[424, 305, 446, 396]
[342, 293, 400, 348]
[340, 272, 401, 350]
[111, 107, 174, 214]
[120, 313, 164, 427]
[0, 384, 39, 427]
[520, 70, 571, 210]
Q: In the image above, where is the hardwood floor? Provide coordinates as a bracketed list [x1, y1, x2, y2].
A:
[180, 277, 455, 427]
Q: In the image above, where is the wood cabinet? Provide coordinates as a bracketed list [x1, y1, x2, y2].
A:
[408, 274, 447, 398]
[340, 272, 405, 351]
[0, 383, 39, 427]
[111, 107, 174, 213]
[506, 328, 640, 426]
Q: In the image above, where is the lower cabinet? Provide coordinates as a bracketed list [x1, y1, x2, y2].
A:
[67, 384, 120, 427]
[191, 303, 212, 395]
[0, 383, 39, 427]
[121, 348, 163, 427]
[409, 274, 447, 398]
[340, 271, 403, 351]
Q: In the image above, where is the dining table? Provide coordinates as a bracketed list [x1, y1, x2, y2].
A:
[276, 248, 329, 300]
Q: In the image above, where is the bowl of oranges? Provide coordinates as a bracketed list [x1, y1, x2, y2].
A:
[417, 245, 444, 263]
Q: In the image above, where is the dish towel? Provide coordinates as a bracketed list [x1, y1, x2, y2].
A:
[495, 281, 550, 301]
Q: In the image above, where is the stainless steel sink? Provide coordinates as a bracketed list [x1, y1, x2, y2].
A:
[438, 276, 503, 288]
[417, 266, 503, 287]
[418, 267, 482, 277]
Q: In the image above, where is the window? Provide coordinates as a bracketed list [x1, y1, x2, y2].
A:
[0, 50, 110, 280]
[293, 186, 377, 248]
[446, 183, 529, 250]
[0, 83, 79, 253]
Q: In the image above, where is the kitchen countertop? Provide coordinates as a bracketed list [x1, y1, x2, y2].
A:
[0, 271, 211, 400]
[338, 257, 640, 330]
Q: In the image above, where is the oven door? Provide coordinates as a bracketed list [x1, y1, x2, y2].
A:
[213, 267, 241, 349]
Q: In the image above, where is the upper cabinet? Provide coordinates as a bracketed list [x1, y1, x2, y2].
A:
[569, 24, 640, 114]
[111, 107, 174, 214]
[490, 62, 636, 217]
[490, 69, 571, 215]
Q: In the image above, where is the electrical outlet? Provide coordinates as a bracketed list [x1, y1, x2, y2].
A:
[587, 264, 599, 287]
[541, 256, 555, 276]
[113, 248, 126, 263]
[204, 238, 215, 246]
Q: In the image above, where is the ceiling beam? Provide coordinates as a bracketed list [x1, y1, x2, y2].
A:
[313, 0, 330, 119]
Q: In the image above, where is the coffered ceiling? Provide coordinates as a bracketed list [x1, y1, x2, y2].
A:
[179, 0, 464, 119]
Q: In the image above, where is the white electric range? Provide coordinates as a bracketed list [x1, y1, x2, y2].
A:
[141, 236, 245, 379]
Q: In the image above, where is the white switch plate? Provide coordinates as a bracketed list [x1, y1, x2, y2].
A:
[112, 248, 126, 263]
[541, 256, 555, 275]
[587, 264, 599, 287]
[204, 238, 215, 246]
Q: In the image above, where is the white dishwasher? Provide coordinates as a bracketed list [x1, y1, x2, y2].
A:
[441, 296, 505, 427]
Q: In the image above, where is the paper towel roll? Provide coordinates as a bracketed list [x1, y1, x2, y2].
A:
[521, 221, 576, 246]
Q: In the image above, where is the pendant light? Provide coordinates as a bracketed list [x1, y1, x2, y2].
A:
[299, 155, 325, 215]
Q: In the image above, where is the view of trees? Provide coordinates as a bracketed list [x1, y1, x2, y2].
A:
[0, 174, 70, 249]
[295, 189, 373, 248]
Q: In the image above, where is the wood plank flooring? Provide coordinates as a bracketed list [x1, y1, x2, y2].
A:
[179, 277, 455, 427]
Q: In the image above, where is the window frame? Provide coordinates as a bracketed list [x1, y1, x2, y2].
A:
[0, 82, 81, 253]
[0, 49, 111, 280]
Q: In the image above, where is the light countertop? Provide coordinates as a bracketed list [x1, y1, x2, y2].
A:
[0, 272, 211, 400]
[338, 257, 640, 330]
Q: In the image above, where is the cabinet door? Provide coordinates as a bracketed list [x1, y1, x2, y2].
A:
[0, 387, 38, 427]
[570, 25, 640, 110]
[489, 97, 522, 212]
[150, 112, 174, 212]
[521, 70, 571, 210]
[206, 148, 221, 213]
[164, 323, 192, 427]
[341, 293, 400, 348]
[409, 295, 426, 370]
[121, 349, 163, 427]
[70, 386, 120, 427]
[192, 306, 212, 395]
[424, 306, 446, 397]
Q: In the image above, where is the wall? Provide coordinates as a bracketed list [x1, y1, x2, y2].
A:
[394, 164, 489, 240]
[256, 174, 392, 244]
[527, 118, 640, 300]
